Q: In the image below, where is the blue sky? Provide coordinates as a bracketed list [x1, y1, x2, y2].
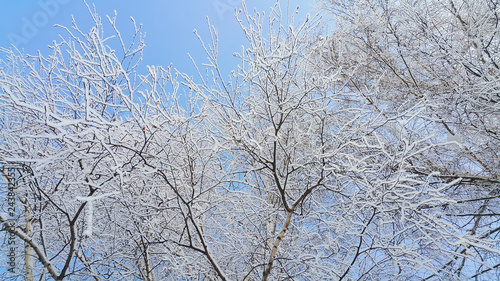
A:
[0, 0, 315, 77]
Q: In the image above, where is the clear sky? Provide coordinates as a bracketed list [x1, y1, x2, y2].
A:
[0, 0, 315, 77]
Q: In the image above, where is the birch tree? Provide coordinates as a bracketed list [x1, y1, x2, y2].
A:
[0, 1, 498, 280]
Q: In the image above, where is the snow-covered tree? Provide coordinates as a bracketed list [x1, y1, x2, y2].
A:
[0, 1, 498, 280]
[314, 0, 500, 279]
